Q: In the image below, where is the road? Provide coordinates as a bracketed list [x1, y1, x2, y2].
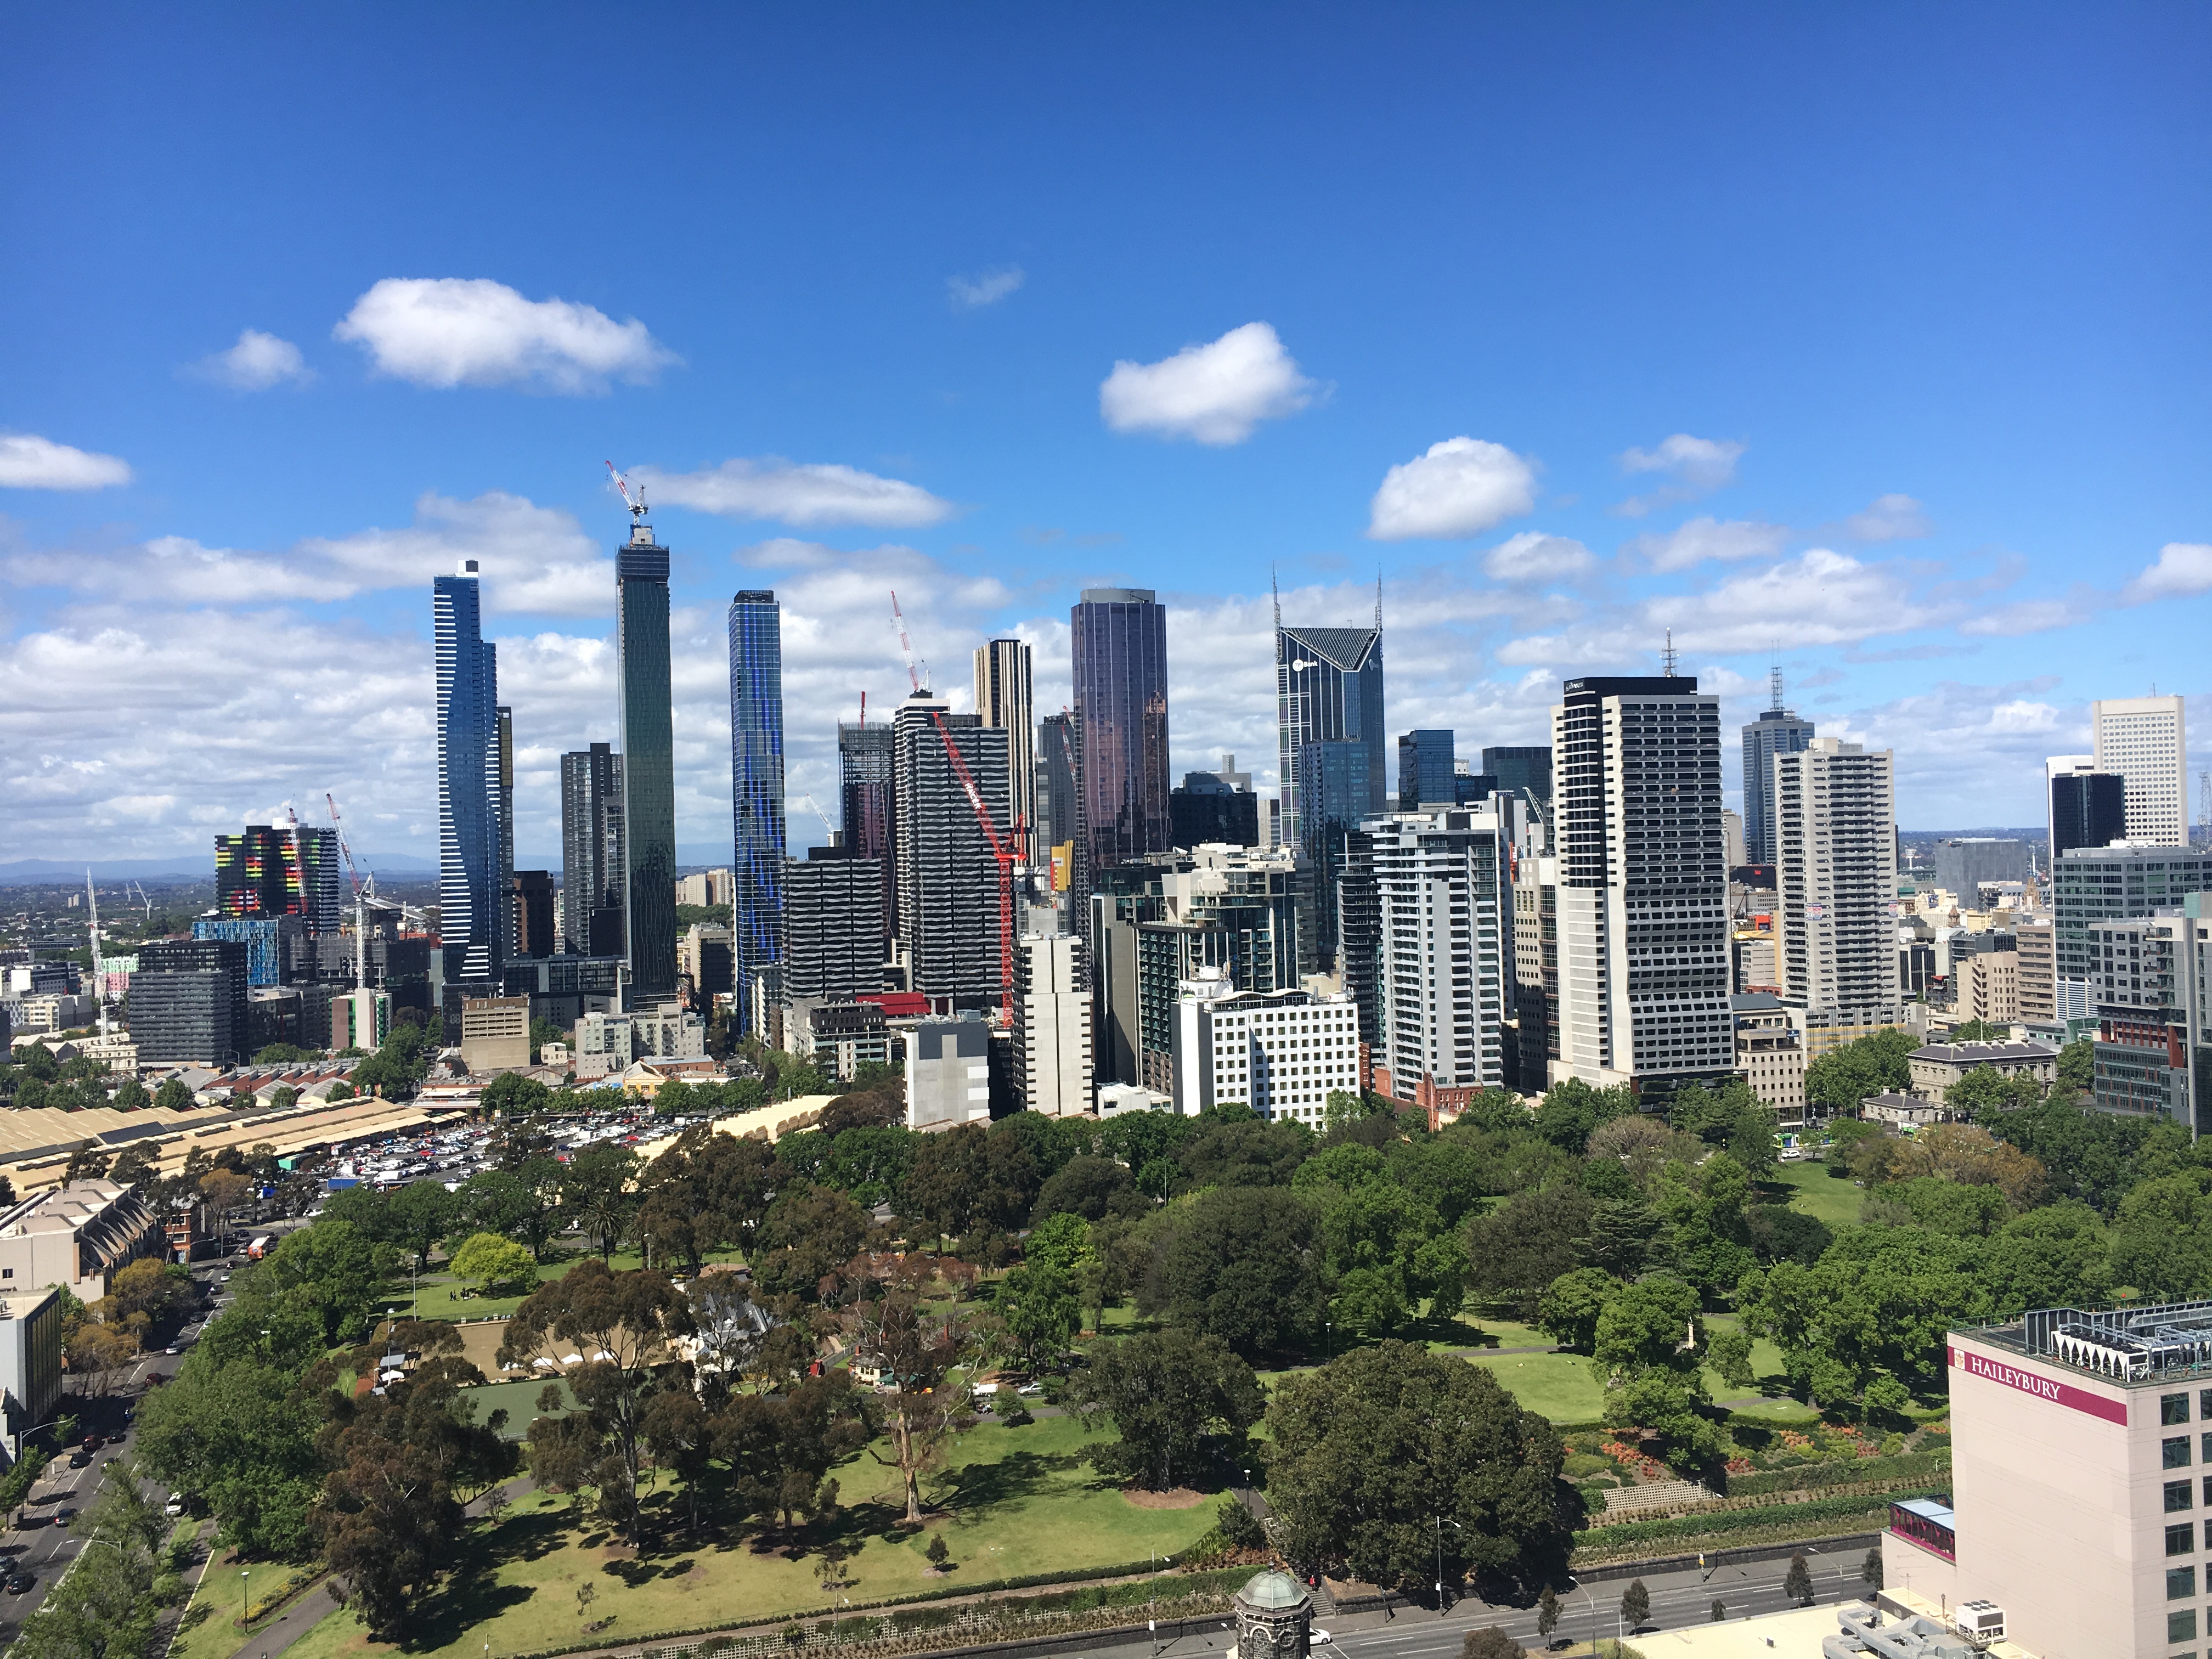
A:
[1080, 1548, 1880, 1659]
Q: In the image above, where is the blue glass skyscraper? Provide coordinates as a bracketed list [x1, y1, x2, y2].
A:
[1742, 665, 1814, 867]
[1276, 613, 1384, 850]
[1397, 729, 1454, 809]
[618, 510, 679, 1001]
[435, 561, 502, 980]
[728, 589, 786, 1033]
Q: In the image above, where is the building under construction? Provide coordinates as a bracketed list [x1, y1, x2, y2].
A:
[893, 690, 1011, 1014]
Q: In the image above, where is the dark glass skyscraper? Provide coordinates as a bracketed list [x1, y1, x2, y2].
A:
[1070, 589, 1171, 877]
[560, 742, 625, 956]
[434, 561, 502, 980]
[728, 589, 786, 1034]
[496, 704, 515, 966]
[1299, 738, 1378, 969]
[2051, 770, 2127, 861]
[1397, 729, 1454, 809]
[1276, 618, 1384, 850]
[618, 515, 678, 1001]
[1742, 671, 1814, 867]
[1482, 746, 1553, 810]
[839, 718, 896, 947]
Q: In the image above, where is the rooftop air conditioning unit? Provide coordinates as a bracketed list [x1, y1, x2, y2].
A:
[1954, 1601, 2005, 1648]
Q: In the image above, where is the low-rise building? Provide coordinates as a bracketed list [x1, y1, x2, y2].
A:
[0, 1181, 165, 1304]
[0, 1286, 65, 1440]
[1733, 992, 1806, 1122]
[1861, 1090, 1950, 1129]
[1172, 968, 1361, 1123]
[459, 995, 532, 1073]
[907, 1017, 992, 1130]
[785, 999, 896, 1082]
[1907, 1040, 2059, 1102]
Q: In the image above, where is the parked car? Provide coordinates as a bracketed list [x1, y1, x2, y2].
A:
[163, 1497, 185, 1517]
[53, 1507, 77, 1523]
[6, 1571, 36, 1593]
[67, 1452, 91, 1469]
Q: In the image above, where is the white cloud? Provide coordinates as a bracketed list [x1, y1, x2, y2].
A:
[1616, 432, 1743, 516]
[1099, 322, 1314, 445]
[332, 278, 678, 393]
[0, 433, 132, 490]
[1959, 600, 2074, 637]
[1482, 532, 1594, 584]
[191, 329, 313, 390]
[634, 459, 956, 529]
[1652, 548, 1918, 652]
[1367, 438, 1538, 541]
[1843, 493, 1930, 542]
[1624, 516, 1790, 572]
[2124, 542, 2212, 603]
[947, 266, 1025, 308]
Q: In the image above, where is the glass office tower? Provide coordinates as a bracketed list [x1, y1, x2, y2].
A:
[435, 561, 503, 981]
[1397, 729, 1454, 809]
[839, 718, 898, 948]
[1070, 589, 1171, 876]
[1277, 619, 1384, 850]
[728, 590, 787, 1034]
[618, 517, 679, 1001]
[560, 742, 626, 956]
[1742, 670, 1814, 868]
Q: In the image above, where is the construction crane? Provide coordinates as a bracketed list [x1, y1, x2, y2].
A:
[604, 460, 647, 526]
[84, 868, 109, 1037]
[890, 591, 1022, 1020]
[795, 793, 837, 849]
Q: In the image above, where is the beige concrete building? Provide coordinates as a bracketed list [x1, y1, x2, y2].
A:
[1774, 736, 1900, 1018]
[2017, 917, 2056, 1025]
[0, 1181, 163, 1304]
[1732, 992, 1806, 1122]
[1888, 1306, 2212, 1659]
[1908, 1039, 2058, 1102]
[1959, 949, 2022, 1027]
[459, 995, 531, 1073]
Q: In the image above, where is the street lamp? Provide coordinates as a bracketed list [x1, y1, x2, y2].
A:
[1434, 1515, 1464, 1619]
[242, 1567, 250, 1625]
[1568, 1576, 1596, 1657]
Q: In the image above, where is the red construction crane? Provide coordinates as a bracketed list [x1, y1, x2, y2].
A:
[890, 591, 1021, 1019]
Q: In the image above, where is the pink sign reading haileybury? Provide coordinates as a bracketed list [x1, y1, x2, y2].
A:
[1950, 1346, 2129, 1425]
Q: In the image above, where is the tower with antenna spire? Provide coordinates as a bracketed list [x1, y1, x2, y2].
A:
[1741, 655, 1813, 868]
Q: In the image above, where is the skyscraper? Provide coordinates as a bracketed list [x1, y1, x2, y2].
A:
[975, 638, 1037, 860]
[1070, 589, 1171, 877]
[1774, 737, 1900, 1018]
[1372, 804, 1515, 1101]
[728, 590, 787, 1034]
[434, 561, 502, 981]
[839, 717, 897, 947]
[785, 847, 886, 1003]
[1299, 737, 1378, 969]
[214, 824, 341, 933]
[1550, 674, 1733, 1094]
[1741, 667, 1814, 867]
[1397, 730, 1455, 810]
[560, 742, 625, 957]
[495, 704, 515, 968]
[1482, 746, 1554, 811]
[2050, 765, 2128, 862]
[2094, 695, 2190, 847]
[894, 691, 1012, 1009]
[1276, 608, 1384, 851]
[1040, 712, 1084, 918]
[617, 508, 678, 1001]
[130, 939, 250, 1065]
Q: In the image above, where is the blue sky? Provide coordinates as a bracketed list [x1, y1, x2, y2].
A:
[4, 4, 2209, 863]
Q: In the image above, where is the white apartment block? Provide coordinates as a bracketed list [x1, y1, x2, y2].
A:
[1172, 968, 1359, 1122]
[1549, 676, 1734, 1092]
[1013, 933, 1092, 1116]
[1775, 736, 1901, 1018]
[2095, 695, 2190, 847]
[1368, 805, 1511, 1099]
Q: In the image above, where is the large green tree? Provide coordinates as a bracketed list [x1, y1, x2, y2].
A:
[1266, 1341, 1569, 1594]
[1139, 1186, 1329, 1358]
[1069, 1327, 1262, 1490]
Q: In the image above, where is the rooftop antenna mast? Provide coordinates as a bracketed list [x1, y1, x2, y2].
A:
[1374, 572, 1383, 634]
[1271, 566, 1281, 630]
[2200, 769, 2211, 848]
[1769, 648, 1785, 714]
[1661, 629, 1679, 678]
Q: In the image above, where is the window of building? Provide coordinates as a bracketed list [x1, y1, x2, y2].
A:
[2172, 1439, 2197, 1470]
[2169, 1481, 2196, 1512]
[2172, 1523, 2198, 1556]
[2173, 1567, 2199, 1600]
[2171, 1395, 2196, 1426]
[2173, 1610, 2200, 1645]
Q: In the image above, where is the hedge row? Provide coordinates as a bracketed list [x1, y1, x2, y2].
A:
[1574, 1492, 1894, 1553]
[1723, 1449, 1949, 1498]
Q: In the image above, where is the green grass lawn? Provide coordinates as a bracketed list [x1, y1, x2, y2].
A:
[461, 1377, 579, 1435]
[170, 1547, 317, 1659]
[1468, 1350, 1606, 1423]
[271, 1410, 1220, 1659]
[1761, 1160, 1864, 1228]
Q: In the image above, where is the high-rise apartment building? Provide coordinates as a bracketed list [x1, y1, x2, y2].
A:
[727, 590, 786, 1036]
[1172, 972, 1360, 1122]
[1040, 712, 1084, 919]
[785, 847, 886, 1003]
[975, 639, 1037, 861]
[130, 939, 249, 1065]
[2086, 905, 2212, 1123]
[1550, 674, 1733, 1093]
[2047, 757, 2127, 863]
[1512, 854, 1560, 1090]
[1370, 805, 1514, 1104]
[893, 692, 1012, 1009]
[1337, 825, 1381, 1057]
[560, 743, 625, 957]
[214, 824, 341, 933]
[512, 870, 557, 958]
[1277, 614, 1384, 851]
[1013, 933, 1092, 1116]
[838, 718, 897, 946]
[495, 704, 516, 966]
[2052, 844, 2212, 985]
[1071, 589, 1171, 876]
[433, 561, 503, 981]
[617, 512, 678, 1001]
[1774, 737, 1901, 1019]
[2094, 695, 2190, 847]
[1397, 730, 1455, 810]
[1482, 746, 1554, 811]
[1741, 676, 1814, 867]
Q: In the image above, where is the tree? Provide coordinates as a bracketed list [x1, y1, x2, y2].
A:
[1219, 1493, 1266, 1549]
[153, 1077, 194, 1113]
[64, 1140, 111, 1182]
[0, 1448, 49, 1527]
[2057, 1039, 2094, 1096]
[1174, 1116, 1312, 1191]
[111, 1076, 149, 1111]
[1463, 1631, 1525, 1659]
[1032, 1154, 1138, 1223]
[1140, 1186, 1329, 1358]
[1621, 1578, 1651, 1632]
[1537, 1584, 1561, 1644]
[1784, 1551, 1813, 1605]
[996, 1262, 1080, 1369]
[1861, 1547, 1883, 1590]
[449, 1231, 539, 1296]
[458, 1163, 563, 1260]
[1532, 1079, 1634, 1154]
[496, 1262, 692, 1539]
[198, 1168, 255, 1236]
[1466, 1186, 1595, 1321]
[1536, 1268, 1617, 1355]
[134, 1348, 324, 1556]
[720, 1370, 872, 1541]
[926, 1533, 951, 1571]
[1266, 1341, 1569, 1594]
[754, 1181, 875, 1302]
[847, 1292, 980, 1524]
[1067, 1327, 1263, 1490]
[383, 1179, 461, 1272]
[482, 1072, 552, 1116]
[69, 1318, 139, 1397]
[1707, 1327, 1755, 1391]
[561, 1144, 639, 1260]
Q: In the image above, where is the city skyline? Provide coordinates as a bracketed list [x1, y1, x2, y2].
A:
[4, 10, 2210, 862]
